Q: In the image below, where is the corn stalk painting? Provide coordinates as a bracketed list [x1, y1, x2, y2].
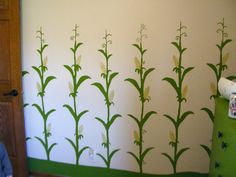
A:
[32, 27, 57, 161]
[92, 31, 121, 168]
[200, 18, 235, 158]
[22, 70, 31, 141]
[162, 22, 194, 174]
[125, 24, 157, 174]
[63, 25, 90, 165]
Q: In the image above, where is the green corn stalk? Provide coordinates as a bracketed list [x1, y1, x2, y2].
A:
[92, 30, 121, 169]
[22, 70, 31, 141]
[63, 25, 90, 165]
[162, 22, 194, 174]
[125, 24, 157, 174]
[32, 27, 57, 161]
[201, 18, 235, 158]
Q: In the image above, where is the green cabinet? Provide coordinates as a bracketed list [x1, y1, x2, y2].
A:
[209, 98, 236, 177]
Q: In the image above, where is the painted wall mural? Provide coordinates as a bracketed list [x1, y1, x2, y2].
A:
[162, 22, 194, 174]
[125, 24, 156, 174]
[200, 18, 236, 158]
[21, 1, 236, 177]
[32, 28, 57, 161]
[92, 30, 121, 169]
[63, 25, 91, 165]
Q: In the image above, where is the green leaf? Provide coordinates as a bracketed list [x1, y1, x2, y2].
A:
[64, 65, 74, 78]
[162, 153, 175, 169]
[43, 76, 56, 91]
[32, 66, 42, 78]
[141, 111, 157, 127]
[163, 114, 177, 128]
[142, 49, 147, 55]
[108, 72, 119, 87]
[45, 109, 56, 121]
[22, 70, 29, 76]
[207, 63, 218, 79]
[163, 77, 179, 96]
[182, 67, 194, 82]
[24, 103, 29, 108]
[35, 136, 46, 150]
[77, 110, 89, 121]
[201, 107, 214, 122]
[63, 104, 77, 119]
[143, 68, 155, 84]
[127, 114, 140, 127]
[42, 44, 48, 52]
[48, 143, 57, 155]
[178, 111, 194, 126]
[75, 42, 83, 51]
[92, 82, 107, 100]
[98, 49, 107, 59]
[108, 114, 121, 129]
[200, 144, 211, 158]
[107, 54, 112, 60]
[127, 151, 141, 167]
[222, 39, 232, 49]
[226, 75, 236, 81]
[78, 146, 90, 159]
[65, 138, 77, 156]
[176, 148, 189, 162]
[75, 75, 91, 92]
[95, 117, 107, 130]
[97, 153, 109, 167]
[32, 104, 45, 119]
[108, 149, 120, 165]
[181, 48, 187, 54]
[26, 137, 31, 141]
[132, 44, 142, 54]
[171, 42, 181, 52]
[140, 147, 154, 162]
[125, 78, 140, 95]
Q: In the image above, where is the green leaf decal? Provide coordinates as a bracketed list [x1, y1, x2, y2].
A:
[200, 144, 211, 158]
[77, 110, 89, 121]
[92, 82, 107, 99]
[75, 75, 91, 91]
[108, 149, 120, 164]
[178, 111, 194, 126]
[221, 39, 232, 49]
[64, 65, 74, 78]
[127, 151, 141, 167]
[43, 76, 56, 90]
[64, 104, 77, 119]
[97, 153, 109, 167]
[22, 70, 29, 76]
[163, 77, 179, 96]
[108, 114, 121, 129]
[182, 67, 194, 82]
[95, 117, 107, 130]
[128, 114, 140, 127]
[65, 138, 77, 155]
[140, 147, 154, 162]
[201, 107, 214, 122]
[163, 114, 177, 128]
[141, 111, 157, 127]
[143, 68, 155, 84]
[207, 63, 218, 80]
[176, 148, 189, 162]
[48, 143, 57, 154]
[162, 153, 175, 168]
[226, 75, 236, 81]
[125, 78, 140, 95]
[108, 72, 119, 87]
[32, 104, 45, 118]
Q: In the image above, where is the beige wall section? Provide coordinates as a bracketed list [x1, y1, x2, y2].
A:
[21, 0, 236, 174]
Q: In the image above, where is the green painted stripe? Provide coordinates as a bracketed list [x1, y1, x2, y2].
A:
[27, 158, 208, 177]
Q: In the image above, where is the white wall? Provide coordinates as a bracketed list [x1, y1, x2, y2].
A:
[21, 0, 236, 174]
